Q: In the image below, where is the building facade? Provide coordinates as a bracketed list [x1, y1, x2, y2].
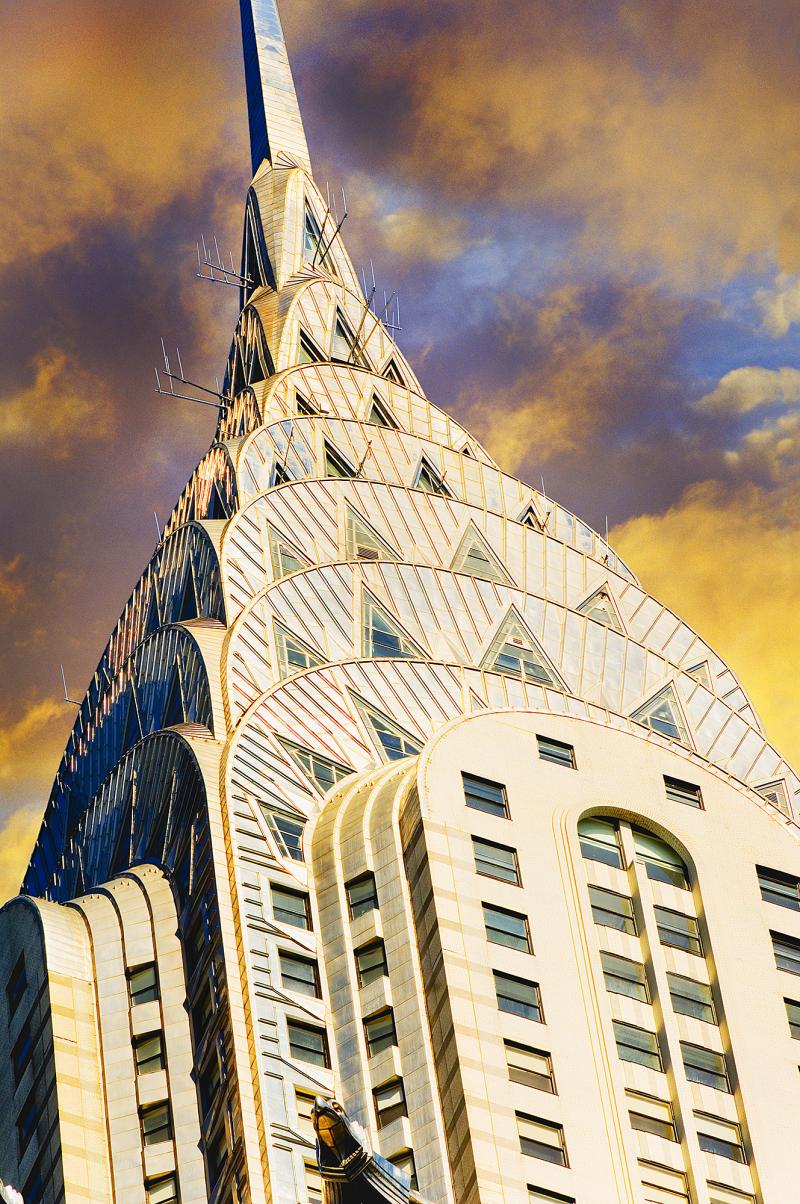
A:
[1, 3, 799, 1203]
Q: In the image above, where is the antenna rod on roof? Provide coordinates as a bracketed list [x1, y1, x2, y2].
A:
[154, 511, 163, 543]
[60, 664, 81, 708]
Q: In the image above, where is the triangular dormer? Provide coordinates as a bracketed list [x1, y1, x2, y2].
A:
[352, 695, 423, 762]
[345, 504, 398, 562]
[576, 584, 624, 632]
[686, 661, 712, 689]
[450, 522, 513, 585]
[631, 684, 692, 747]
[331, 310, 368, 367]
[367, 394, 400, 430]
[278, 737, 353, 796]
[518, 501, 545, 531]
[413, 455, 452, 497]
[362, 592, 425, 660]
[298, 329, 325, 364]
[324, 440, 358, 479]
[274, 621, 326, 678]
[268, 525, 310, 579]
[382, 358, 405, 385]
[481, 607, 564, 689]
[162, 662, 185, 728]
[755, 779, 791, 817]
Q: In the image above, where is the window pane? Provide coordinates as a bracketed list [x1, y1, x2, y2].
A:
[772, 931, 800, 975]
[664, 775, 703, 808]
[279, 952, 320, 997]
[374, 1078, 407, 1128]
[505, 1041, 555, 1092]
[463, 772, 508, 817]
[389, 1150, 418, 1191]
[128, 964, 158, 1006]
[578, 817, 622, 868]
[537, 736, 575, 768]
[356, 940, 388, 985]
[785, 997, 800, 1039]
[141, 1102, 172, 1146]
[266, 811, 305, 861]
[364, 1009, 397, 1057]
[134, 1032, 165, 1075]
[271, 885, 311, 929]
[667, 973, 716, 1024]
[680, 1042, 730, 1092]
[146, 1175, 179, 1204]
[495, 972, 542, 1021]
[483, 902, 532, 952]
[473, 836, 520, 885]
[601, 952, 648, 1002]
[528, 1191, 574, 1204]
[633, 828, 689, 889]
[629, 1110, 676, 1141]
[6, 953, 27, 1018]
[589, 885, 637, 935]
[347, 873, 378, 918]
[517, 1114, 567, 1166]
[613, 1021, 662, 1071]
[696, 1115, 745, 1163]
[288, 1021, 329, 1067]
[758, 866, 800, 910]
[654, 906, 702, 955]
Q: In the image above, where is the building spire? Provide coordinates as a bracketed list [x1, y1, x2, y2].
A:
[239, 0, 311, 176]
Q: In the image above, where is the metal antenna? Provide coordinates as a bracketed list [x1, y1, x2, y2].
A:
[60, 664, 81, 708]
[196, 233, 254, 289]
[153, 511, 163, 543]
[356, 440, 373, 473]
[605, 515, 610, 545]
[313, 188, 348, 268]
[155, 339, 231, 411]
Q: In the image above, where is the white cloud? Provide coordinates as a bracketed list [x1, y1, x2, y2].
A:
[694, 366, 800, 415]
[755, 273, 800, 337]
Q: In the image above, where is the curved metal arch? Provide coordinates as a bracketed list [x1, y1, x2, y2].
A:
[166, 443, 239, 535]
[217, 386, 263, 441]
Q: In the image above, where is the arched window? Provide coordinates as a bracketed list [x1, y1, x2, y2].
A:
[577, 817, 622, 869]
[632, 827, 689, 890]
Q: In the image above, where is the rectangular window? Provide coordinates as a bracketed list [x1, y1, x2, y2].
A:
[528, 1191, 574, 1204]
[140, 1101, 172, 1147]
[601, 951, 649, 1002]
[494, 971, 543, 1021]
[17, 1090, 37, 1147]
[517, 1113, 568, 1166]
[667, 973, 717, 1024]
[626, 1091, 677, 1141]
[695, 1113, 745, 1163]
[771, 930, 800, 975]
[305, 1161, 324, 1204]
[127, 963, 159, 1006]
[536, 735, 575, 768]
[364, 1008, 397, 1057]
[680, 1042, 730, 1092]
[664, 775, 703, 808]
[578, 817, 622, 868]
[633, 828, 689, 889]
[472, 836, 521, 885]
[145, 1174, 179, 1204]
[707, 1186, 755, 1204]
[198, 1052, 221, 1118]
[758, 866, 800, 910]
[279, 951, 321, 998]
[389, 1150, 418, 1191]
[639, 1161, 690, 1203]
[346, 873, 378, 918]
[589, 885, 637, 935]
[6, 953, 26, 1019]
[355, 939, 388, 986]
[265, 811, 305, 861]
[271, 884, 312, 929]
[785, 998, 800, 1039]
[613, 1020, 662, 1071]
[462, 772, 509, 817]
[483, 902, 532, 952]
[505, 1041, 556, 1093]
[288, 1020, 330, 1068]
[12, 1020, 33, 1088]
[373, 1077, 407, 1128]
[133, 1031, 165, 1075]
[654, 906, 702, 955]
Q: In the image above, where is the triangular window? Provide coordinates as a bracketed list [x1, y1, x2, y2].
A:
[382, 358, 405, 385]
[368, 394, 400, 429]
[242, 212, 266, 300]
[458, 442, 475, 457]
[324, 440, 358, 479]
[270, 459, 295, 487]
[755, 779, 790, 816]
[205, 481, 230, 521]
[143, 586, 161, 638]
[331, 311, 366, 366]
[686, 662, 712, 689]
[362, 593, 425, 660]
[632, 684, 691, 745]
[296, 391, 318, 416]
[481, 608, 561, 687]
[279, 738, 353, 796]
[274, 622, 326, 678]
[345, 505, 398, 562]
[354, 697, 423, 762]
[576, 585, 623, 631]
[268, 525, 309, 578]
[162, 662, 185, 728]
[298, 330, 324, 365]
[450, 523, 513, 584]
[518, 502, 543, 531]
[177, 572, 198, 621]
[414, 456, 451, 497]
[122, 688, 143, 754]
[303, 205, 325, 262]
[261, 807, 305, 862]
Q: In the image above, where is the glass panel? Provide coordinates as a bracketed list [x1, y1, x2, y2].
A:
[667, 973, 716, 1023]
[590, 886, 637, 935]
[613, 1021, 662, 1071]
[654, 906, 702, 955]
[681, 1043, 729, 1091]
[463, 773, 508, 818]
[601, 952, 648, 1002]
[495, 972, 542, 1021]
[578, 817, 622, 868]
[633, 828, 689, 889]
[473, 837, 520, 885]
[483, 903, 531, 952]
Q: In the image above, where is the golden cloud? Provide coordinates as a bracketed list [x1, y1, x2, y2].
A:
[0, 809, 42, 906]
[755, 274, 800, 338]
[0, 347, 116, 458]
[695, 366, 800, 416]
[613, 480, 800, 769]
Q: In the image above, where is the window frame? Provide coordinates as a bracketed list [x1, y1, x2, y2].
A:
[287, 1019, 330, 1068]
[472, 835, 521, 885]
[664, 775, 704, 809]
[482, 901, 533, 953]
[680, 1041, 731, 1093]
[6, 953, 27, 1020]
[505, 1040, 556, 1093]
[355, 938, 389, 987]
[279, 950, 322, 998]
[271, 884, 312, 929]
[373, 1076, 407, 1129]
[785, 997, 800, 1039]
[772, 930, 800, 975]
[536, 735, 576, 769]
[140, 1100, 173, 1147]
[758, 865, 800, 911]
[363, 1008, 398, 1058]
[494, 971, 543, 1022]
[578, 817, 623, 868]
[667, 972, 717, 1024]
[613, 1020, 663, 1071]
[462, 771, 509, 818]
[600, 951, 649, 1002]
[133, 1030, 166, 1076]
[127, 962, 159, 1007]
[589, 884, 637, 935]
[516, 1112, 569, 1167]
[346, 872, 379, 919]
[654, 905, 703, 956]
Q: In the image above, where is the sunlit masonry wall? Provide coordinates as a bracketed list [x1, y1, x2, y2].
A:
[1, 2, 799, 1203]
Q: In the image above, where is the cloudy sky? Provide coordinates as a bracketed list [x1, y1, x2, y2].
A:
[1, 0, 798, 900]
